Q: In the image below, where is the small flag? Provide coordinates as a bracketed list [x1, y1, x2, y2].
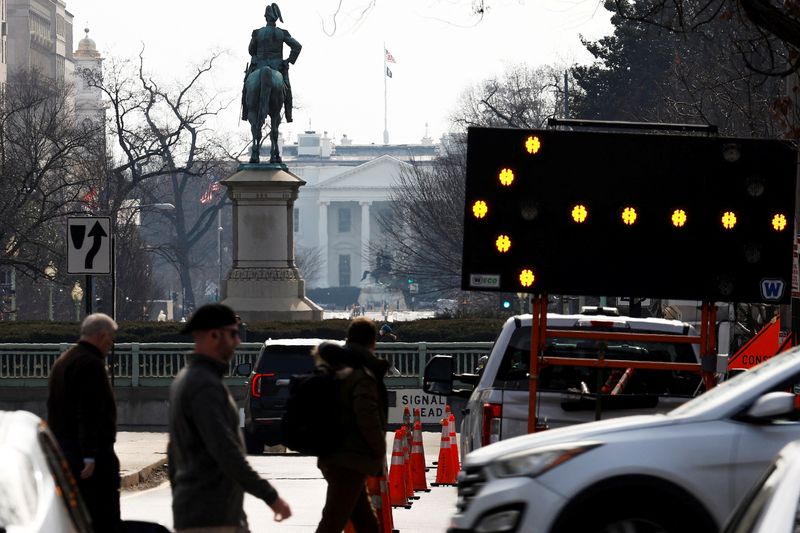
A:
[200, 181, 222, 204]
[82, 187, 98, 211]
[385, 49, 396, 63]
[385, 66, 393, 78]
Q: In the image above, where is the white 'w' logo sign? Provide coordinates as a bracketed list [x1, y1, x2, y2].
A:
[761, 279, 785, 301]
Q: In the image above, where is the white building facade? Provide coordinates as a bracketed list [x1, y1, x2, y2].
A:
[283, 131, 437, 289]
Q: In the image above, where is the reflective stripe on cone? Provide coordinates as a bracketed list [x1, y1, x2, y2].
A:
[449, 412, 460, 473]
[389, 429, 411, 508]
[432, 416, 454, 486]
[411, 420, 430, 492]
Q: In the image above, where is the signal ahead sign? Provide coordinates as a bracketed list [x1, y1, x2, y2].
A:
[462, 127, 797, 304]
[67, 217, 112, 275]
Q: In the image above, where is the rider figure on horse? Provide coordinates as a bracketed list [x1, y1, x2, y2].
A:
[242, 3, 301, 123]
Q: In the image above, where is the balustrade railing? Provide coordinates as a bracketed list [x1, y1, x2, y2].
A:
[0, 342, 493, 387]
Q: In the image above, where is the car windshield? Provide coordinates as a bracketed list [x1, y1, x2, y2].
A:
[494, 325, 701, 396]
[671, 349, 800, 417]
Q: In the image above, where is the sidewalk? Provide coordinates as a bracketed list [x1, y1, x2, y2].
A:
[116, 429, 453, 489]
[116, 431, 169, 489]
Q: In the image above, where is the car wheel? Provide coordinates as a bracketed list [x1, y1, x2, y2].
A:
[555, 491, 713, 533]
[244, 430, 265, 455]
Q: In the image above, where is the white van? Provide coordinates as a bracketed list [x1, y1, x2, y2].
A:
[425, 308, 714, 456]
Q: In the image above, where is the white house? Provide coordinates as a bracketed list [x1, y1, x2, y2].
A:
[282, 131, 438, 289]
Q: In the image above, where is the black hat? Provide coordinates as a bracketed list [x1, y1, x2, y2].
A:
[180, 304, 238, 334]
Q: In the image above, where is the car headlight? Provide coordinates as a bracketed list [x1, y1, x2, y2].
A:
[490, 441, 602, 478]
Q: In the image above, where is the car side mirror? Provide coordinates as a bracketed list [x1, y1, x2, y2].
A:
[235, 362, 252, 377]
[423, 355, 455, 396]
[745, 391, 797, 419]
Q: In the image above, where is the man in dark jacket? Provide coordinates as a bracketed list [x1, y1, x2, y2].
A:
[315, 317, 390, 533]
[168, 304, 291, 532]
[48, 312, 121, 533]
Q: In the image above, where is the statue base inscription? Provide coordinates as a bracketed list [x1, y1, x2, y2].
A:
[224, 267, 321, 322]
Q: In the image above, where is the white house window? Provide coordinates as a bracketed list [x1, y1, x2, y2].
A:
[338, 208, 351, 232]
[338, 254, 351, 286]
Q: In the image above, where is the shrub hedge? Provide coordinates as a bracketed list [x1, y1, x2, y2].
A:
[0, 317, 508, 343]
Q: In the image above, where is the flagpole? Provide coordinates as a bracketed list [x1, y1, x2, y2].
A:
[383, 42, 389, 145]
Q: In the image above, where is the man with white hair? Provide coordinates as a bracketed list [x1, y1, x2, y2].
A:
[48, 312, 121, 533]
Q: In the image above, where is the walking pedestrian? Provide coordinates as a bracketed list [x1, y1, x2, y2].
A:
[168, 303, 291, 532]
[315, 317, 390, 533]
[47, 312, 121, 533]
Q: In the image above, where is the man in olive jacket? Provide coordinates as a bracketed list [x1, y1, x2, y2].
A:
[315, 317, 390, 533]
[168, 304, 291, 532]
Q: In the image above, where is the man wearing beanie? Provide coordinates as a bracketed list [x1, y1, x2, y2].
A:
[168, 304, 291, 532]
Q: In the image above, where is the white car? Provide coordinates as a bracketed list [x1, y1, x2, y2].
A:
[0, 410, 92, 533]
[723, 440, 800, 533]
[449, 347, 800, 533]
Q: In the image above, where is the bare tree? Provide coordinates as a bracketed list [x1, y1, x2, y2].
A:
[0, 69, 101, 279]
[296, 244, 324, 286]
[378, 64, 566, 303]
[90, 52, 235, 315]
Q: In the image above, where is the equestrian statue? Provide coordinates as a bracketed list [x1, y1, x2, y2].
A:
[242, 3, 301, 164]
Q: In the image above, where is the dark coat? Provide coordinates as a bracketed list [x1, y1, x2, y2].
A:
[47, 341, 117, 458]
[317, 343, 389, 476]
[168, 354, 278, 529]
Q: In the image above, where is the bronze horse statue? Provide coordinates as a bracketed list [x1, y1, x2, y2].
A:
[243, 65, 285, 164]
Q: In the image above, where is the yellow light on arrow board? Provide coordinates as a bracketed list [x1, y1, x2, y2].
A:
[472, 200, 488, 219]
[496, 235, 511, 253]
[621, 207, 637, 225]
[571, 204, 588, 223]
[672, 209, 687, 228]
[525, 136, 541, 155]
[772, 213, 788, 231]
[722, 211, 737, 230]
[499, 168, 515, 186]
[519, 269, 535, 287]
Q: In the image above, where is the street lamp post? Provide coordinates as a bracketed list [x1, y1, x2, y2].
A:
[71, 281, 84, 322]
[218, 209, 223, 301]
[44, 263, 57, 321]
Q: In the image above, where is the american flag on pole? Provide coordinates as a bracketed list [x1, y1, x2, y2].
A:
[385, 49, 396, 63]
[200, 181, 222, 204]
[82, 187, 99, 211]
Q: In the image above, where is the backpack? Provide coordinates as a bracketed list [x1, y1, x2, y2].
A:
[280, 367, 343, 455]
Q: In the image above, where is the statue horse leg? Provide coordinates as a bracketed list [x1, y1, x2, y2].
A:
[269, 109, 282, 164]
[245, 70, 265, 164]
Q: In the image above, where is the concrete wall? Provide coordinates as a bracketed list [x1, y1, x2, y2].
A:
[0, 387, 247, 429]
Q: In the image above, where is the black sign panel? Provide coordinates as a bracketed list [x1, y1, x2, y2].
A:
[462, 127, 797, 303]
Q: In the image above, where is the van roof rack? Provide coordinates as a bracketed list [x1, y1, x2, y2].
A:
[580, 306, 620, 316]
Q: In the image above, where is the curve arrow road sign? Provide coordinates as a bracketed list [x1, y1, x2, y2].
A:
[67, 217, 112, 275]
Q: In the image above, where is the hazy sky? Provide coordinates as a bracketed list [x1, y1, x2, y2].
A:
[65, 0, 613, 146]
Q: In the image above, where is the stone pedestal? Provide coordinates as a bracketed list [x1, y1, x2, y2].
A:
[221, 163, 322, 322]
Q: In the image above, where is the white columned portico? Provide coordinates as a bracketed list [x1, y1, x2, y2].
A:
[318, 201, 329, 287]
[360, 201, 371, 279]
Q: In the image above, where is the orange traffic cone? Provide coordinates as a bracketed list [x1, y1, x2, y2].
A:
[410, 420, 430, 492]
[379, 456, 398, 532]
[366, 473, 395, 533]
[389, 429, 411, 508]
[401, 426, 418, 500]
[448, 411, 460, 474]
[432, 416, 454, 486]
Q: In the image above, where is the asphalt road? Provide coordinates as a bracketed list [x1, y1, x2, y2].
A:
[122, 433, 458, 532]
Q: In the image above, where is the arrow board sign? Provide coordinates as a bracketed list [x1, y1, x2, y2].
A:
[67, 217, 112, 275]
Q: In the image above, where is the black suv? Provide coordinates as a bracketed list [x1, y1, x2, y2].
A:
[238, 338, 340, 454]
